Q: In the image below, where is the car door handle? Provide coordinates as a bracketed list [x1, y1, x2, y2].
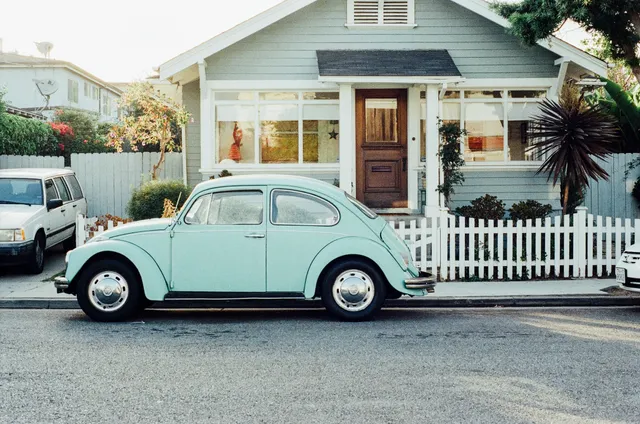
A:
[245, 233, 265, 239]
[60, 209, 66, 213]
[73, 204, 77, 208]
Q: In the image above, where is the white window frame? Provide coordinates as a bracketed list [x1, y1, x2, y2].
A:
[67, 80, 78, 103]
[346, 0, 416, 28]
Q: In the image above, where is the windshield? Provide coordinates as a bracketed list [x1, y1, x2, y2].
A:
[346, 193, 378, 219]
[0, 178, 44, 206]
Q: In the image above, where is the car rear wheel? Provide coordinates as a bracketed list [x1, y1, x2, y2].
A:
[321, 260, 387, 321]
[26, 233, 45, 275]
[76, 259, 143, 322]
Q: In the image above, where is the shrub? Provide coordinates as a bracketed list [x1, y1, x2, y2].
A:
[509, 200, 554, 221]
[455, 194, 506, 221]
[54, 109, 98, 143]
[632, 178, 640, 207]
[0, 114, 58, 155]
[127, 180, 192, 221]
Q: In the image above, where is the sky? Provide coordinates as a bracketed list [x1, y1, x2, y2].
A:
[1, 0, 588, 83]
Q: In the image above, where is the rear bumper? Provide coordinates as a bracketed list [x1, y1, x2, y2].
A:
[404, 271, 436, 292]
[0, 241, 34, 266]
[54, 276, 71, 294]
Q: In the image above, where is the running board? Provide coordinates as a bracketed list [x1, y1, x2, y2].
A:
[165, 291, 306, 300]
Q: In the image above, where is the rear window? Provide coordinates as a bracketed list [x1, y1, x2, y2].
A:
[346, 193, 377, 219]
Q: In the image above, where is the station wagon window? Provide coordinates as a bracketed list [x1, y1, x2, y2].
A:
[64, 175, 84, 200]
[44, 179, 58, 201]
[53, 178, 71, 202]
[271, 190, 339, 226]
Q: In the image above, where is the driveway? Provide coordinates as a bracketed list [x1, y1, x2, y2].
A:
[0, 244, 67, 297]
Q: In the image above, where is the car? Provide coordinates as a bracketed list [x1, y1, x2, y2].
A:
[615, 246, 640, 294]
[0, 168, 87, 274]
[54, 175, 435, 322]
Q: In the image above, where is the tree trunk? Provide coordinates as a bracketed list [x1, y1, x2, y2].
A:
[562, 183, 569, 216]
[151, 132, 168, 180]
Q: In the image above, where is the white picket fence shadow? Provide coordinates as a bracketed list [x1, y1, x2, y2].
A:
[77, 206, 635, 281]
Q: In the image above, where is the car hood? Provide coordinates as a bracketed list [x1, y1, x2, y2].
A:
[94, 218, 173, 240]
[0, 205, 41, 228]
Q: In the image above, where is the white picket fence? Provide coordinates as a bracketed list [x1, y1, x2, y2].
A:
[0, 155, 64, 169]
[76, 206, 633, 281]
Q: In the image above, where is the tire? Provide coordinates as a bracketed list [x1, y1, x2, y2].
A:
[63, 232, 76, 252]
[26, 233, 45, 275]
[321, 260, 387, 321]
[76, 259, 143, 322]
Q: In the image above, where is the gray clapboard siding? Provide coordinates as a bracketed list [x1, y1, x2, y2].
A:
[0, 155, 64, 169]
[584, 154, 640, 219]
[205, 0, 559, 80]
[183, 81, 202, 186]
[449, 169, 562, 213]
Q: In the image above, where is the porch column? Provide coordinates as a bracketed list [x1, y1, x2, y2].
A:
[339, 84, 355, 195]
[198, 61, 214, 172]
[424, 85, 440, 217]
[407, 86, 421, 211]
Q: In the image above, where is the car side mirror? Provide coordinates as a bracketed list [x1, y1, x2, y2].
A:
[47, 199, 63, 211]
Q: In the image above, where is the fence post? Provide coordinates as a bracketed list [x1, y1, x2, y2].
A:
[574, 207, 588, 278]
[439, 207, 450, 281]
[75, 214, 85, 247]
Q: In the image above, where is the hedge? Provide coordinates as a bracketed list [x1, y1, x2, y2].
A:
[0, 114, 58, 156]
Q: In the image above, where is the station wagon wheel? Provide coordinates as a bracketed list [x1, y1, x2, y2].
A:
[321, 260, 387, 321]
[76, 259, 143, 322]
[26, 232, 45, 275]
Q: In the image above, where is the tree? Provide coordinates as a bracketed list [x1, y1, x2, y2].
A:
[436, 121, 466, 207]
[493, 0, 640, 84]
[107, 82, 189, 179]
[529, 99, 619, 214]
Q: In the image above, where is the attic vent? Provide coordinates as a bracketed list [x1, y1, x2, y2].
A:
[348, 0, 415, 26]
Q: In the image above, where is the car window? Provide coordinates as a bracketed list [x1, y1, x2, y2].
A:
[184, 194, 212, 225]
[64, 175, 84, 200]
[44, 179, 59, 201]
[208, 191, 264, 225]
[271, 190, 339, 226]
[0, 178, 43, 206]
[53, 177, 71, 202]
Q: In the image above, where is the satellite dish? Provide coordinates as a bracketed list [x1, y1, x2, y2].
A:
[35, 41, 54, 58]
[33, 79, 59, 111]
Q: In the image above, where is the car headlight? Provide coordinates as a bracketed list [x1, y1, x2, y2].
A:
[0, 229, 26, 242]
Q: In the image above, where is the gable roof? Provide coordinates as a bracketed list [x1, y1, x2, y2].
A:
[0, 53, 122, 95]
[159, 0, 608, 80]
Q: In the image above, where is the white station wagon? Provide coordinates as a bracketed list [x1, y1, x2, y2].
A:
[0, 168, 87, 274]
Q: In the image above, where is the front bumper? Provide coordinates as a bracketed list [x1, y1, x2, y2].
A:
[0, 241, 34, 266]
[54, 276, 71, 294]
[404, 271, 436, 293]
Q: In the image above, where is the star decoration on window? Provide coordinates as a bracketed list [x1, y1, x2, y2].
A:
[329, 129, 339, 139]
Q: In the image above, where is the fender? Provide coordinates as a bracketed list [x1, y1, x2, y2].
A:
[65, 240, 170, 301]
[303, 236, 424, 298]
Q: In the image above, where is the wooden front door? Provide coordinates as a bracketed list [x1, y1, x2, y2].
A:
[356, 89, 408, 209]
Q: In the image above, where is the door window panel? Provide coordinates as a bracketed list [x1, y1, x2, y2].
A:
[271, 190, 339, 226]
[53, 178, 71, 202]
[64, 175, 84, 200]
[365, 99, 398, 143]
[208, 191, 264, 225]
[44, 179, 59, 201]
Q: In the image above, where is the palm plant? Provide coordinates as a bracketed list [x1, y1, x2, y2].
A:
[529, 99, 620, 215]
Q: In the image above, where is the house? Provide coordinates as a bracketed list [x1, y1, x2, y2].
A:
[0, 52, 121, 122]
[158, 0, 607, 215]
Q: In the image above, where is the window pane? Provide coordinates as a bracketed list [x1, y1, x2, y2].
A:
[44, 179, 58, 201]
[0, 178, 43, 206]
[464, 103, 505, 162]
[443, 91, 461, 99]
[64, 176, 84, 200]
[365, 98, 398, 143]
[272, 190, 339, 226]
[184, 194, 211, 225]
[509, 90, 547, 99]
[217, 105, 256, 163]
[215, 92, 254, 101]
[260, 105, 298, 163]
[53, 178, 71, 202]
[508, 102, 542, 161]
[302, 92, 339, 100]
[259, 92, 298, 101]
[208, 191, 263, 225]
[465, 90, 503, 99]
[303, 104, 339, 163]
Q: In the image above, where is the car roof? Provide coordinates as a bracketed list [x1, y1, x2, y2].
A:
[0, 168, 75, 179]
[195, 174, 345, 199]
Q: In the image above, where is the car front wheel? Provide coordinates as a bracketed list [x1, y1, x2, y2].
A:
[26, 233, 45, 275]
[321, 260, 387, 321]
[76, 259, 143, 322]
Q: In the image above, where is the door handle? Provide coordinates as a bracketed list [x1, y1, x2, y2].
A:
[60, 209, 66, 213]
[245, 233, 265, 239]
[73, 204, 77, 208]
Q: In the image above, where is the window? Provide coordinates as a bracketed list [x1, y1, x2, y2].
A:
[271, 190, 339, 226]
[184, 194, 212, 225]
[347, 0, 415, 26]
[64, 175, 84, 200]
[92, 86, 99, 100]
[365, 99, 398, 143]
[44, 179, 58, 201]
[53, 178, 71, 202]
[67, 80, 78, 103]
[0, 178, 43, 206]
[214, 91, 340, 165]
[185, 191, 264, 225]
[102, 95, 112, 116]
[84, 82, 89, 97]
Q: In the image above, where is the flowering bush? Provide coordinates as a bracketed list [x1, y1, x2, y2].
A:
[48, 122, 74, 155]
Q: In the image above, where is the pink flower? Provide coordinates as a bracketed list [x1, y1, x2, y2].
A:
[83, 140, 88, 144]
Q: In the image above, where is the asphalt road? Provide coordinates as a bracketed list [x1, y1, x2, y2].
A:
[1, 307, 639, 424]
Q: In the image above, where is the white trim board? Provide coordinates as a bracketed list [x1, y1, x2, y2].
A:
[159, 0, 607, 81]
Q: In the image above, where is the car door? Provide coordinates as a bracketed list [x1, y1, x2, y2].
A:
[52, 177, 75, 241]
[266, 188, 342, 293]
[170, 188, 267, 294]
[43, 179, 66, 247]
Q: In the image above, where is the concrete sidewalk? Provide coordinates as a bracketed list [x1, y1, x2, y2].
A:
[1, 277, 638, 309]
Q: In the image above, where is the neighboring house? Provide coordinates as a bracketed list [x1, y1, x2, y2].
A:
[158, 0, 607, 215]
[0, 52, 121, 122]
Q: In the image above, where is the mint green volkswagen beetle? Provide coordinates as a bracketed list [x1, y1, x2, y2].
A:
[55, 175, 435, 321]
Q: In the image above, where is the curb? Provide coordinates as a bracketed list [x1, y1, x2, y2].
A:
[1, 296, 639, 310]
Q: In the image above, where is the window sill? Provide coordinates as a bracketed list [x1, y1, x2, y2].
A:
[344, 24, 417, 29]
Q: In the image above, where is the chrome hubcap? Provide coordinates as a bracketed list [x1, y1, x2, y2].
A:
[88, 271, 129, 312]
[332, 269, 375, 312]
